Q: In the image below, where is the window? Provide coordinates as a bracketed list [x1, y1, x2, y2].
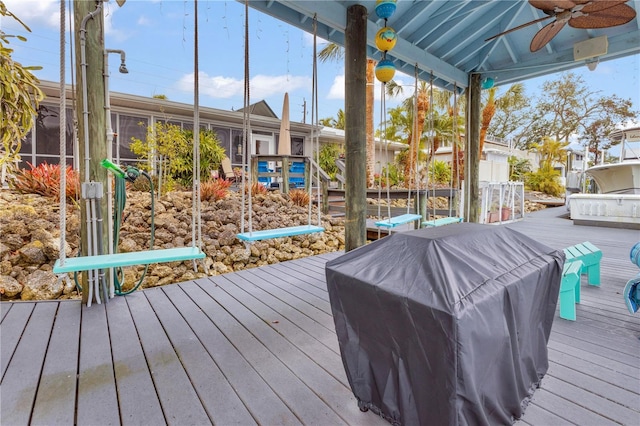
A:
[212, 127, 231, 157]
[33, 104, 74, 155]
[292, 137, 304, 156]
[116, 115, 148, 162]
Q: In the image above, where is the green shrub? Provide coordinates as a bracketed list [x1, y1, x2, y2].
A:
[428, 160, 451, 185]
[317, 143, 342, 179]
[375, 163, 402, 188]
[508, 156, 531, 182]
[130, 123, 225, 192]
[525, 164, 564, 197]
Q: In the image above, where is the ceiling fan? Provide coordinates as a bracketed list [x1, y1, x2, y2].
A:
[486, 1, 637, 52]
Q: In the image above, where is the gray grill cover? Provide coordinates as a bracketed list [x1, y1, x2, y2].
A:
[325, 223, 563, 425]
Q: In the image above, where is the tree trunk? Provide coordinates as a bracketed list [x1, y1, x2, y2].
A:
[366, 59, 375, 187]
[404, 91, 429, 187]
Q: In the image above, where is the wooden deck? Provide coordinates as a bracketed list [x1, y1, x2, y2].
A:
[1, 207, 639, 425]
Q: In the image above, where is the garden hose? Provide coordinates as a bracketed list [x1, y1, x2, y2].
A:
[112, 168, 155, 295]
[101, 159, 156, 295]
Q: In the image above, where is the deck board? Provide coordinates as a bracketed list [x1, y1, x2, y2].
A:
[1, 303, 57, 425]
[77, 303, 120, 426]
[106, 295, 165, 425]
[125, 292, 212, 425]
[1, 302, 34, 380]
[163, 284, 301, 426]
[1, 207, 639, 425]
[31, 302, 79, 425]
[144, 289, 257, 425]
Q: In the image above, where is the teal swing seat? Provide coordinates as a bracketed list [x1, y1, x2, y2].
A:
[53, 247, 205, 273]
[237, 225, 324, 242]
[375, 214, 423, 228]
[423, 217, 463, 227]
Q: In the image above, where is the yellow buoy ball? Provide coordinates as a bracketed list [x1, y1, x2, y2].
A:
[375, 0, 397, 20]
[376, 27, 397, 52]
[375, 59, 396, 83]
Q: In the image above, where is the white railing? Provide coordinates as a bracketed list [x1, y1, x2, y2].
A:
[480, 181, 525, 224]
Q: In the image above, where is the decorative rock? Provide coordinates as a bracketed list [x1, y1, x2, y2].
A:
[19, 241, 47, 264]
[0, 275, 23, 298]
[21, 270, 63, 300]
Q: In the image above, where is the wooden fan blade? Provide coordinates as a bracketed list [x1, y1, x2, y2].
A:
[485, 15, 552, 42]
[530, 19, 566, 51]
[580, 1, 629, 14]
[570, 3, 636, 28]
[529, 1, 580, 13]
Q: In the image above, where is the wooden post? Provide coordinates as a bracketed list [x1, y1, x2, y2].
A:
[74, 0, 107, 304]
[466, 74, 481, 223]
[281, 156, 290, 193]
[418, 190, 427, 227]
[344, 4, 367, 251]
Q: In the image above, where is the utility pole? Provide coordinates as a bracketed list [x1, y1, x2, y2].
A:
[302, 98, 306, 124]
[73, 0, 108, 304]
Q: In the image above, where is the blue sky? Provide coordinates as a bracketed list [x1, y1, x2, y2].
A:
[3, 0, 639, 133]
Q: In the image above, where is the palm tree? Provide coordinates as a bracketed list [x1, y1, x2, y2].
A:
[318, 43, 377, 187]
[479, 87, 496, 157]
[386, 80, 430, 187]
[319, 109, 345, 129]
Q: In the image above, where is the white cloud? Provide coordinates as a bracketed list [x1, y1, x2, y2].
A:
[2, 0, 60, 29]
[327, 75, 344, 99]
[327, 72, 413, 102]
[137, 15, 152, 26]
[178, 72, 311, 100]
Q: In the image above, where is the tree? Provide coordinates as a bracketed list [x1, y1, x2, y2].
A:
[516, 72, 637, 150]
[578, 95, 637, 163]
[525, 137, 568, 196]
[0, 2, 44, 174]
[479, 87, 496, 157]
[318, 43, 377, 187]
[487, 83, 529, 142]
[319, 109, 345, 129]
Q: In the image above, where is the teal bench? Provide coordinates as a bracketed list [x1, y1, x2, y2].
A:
[422, 217, 463, 227]
[559, 260, 583, 321]
[564, 241, 602, 286]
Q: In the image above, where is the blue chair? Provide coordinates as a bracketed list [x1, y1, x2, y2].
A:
[258, 161, 272, 185]
[289, 161, 305, 188]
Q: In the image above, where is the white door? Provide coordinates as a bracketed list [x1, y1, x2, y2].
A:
[252, 135, 275, 155]
[253, 135, 276, 172]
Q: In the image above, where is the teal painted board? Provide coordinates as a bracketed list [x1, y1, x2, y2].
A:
[374, 214, 422, 228]
[53, 247, 205, 273]
[559, 260, 583, 321]
[423, 217, 463, 227]
[564, 241, 602, 286]
[237, 225, 324, 241]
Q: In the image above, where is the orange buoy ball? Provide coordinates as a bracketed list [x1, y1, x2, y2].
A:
[376, 27, 397, 52]
[375, 0, 397, 20]
[375, 59, 396, 83]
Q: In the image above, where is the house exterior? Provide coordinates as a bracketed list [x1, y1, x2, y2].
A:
[19, 81, 397, 174]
